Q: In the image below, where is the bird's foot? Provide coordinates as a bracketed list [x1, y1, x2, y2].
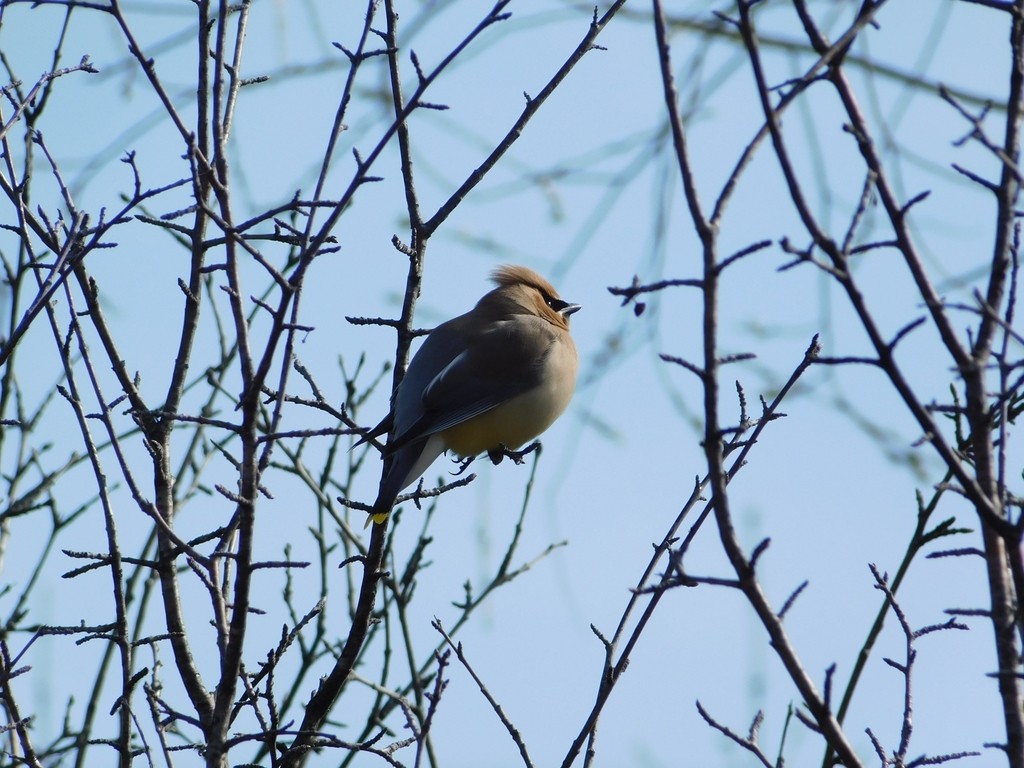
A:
[487, 441, 541, 466]
[452, 455, 476, 476]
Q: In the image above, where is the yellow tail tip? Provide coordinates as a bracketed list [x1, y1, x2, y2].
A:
[365, 511, 389, 528]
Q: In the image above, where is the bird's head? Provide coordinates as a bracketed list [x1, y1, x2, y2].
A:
[486, 264, 581, 331]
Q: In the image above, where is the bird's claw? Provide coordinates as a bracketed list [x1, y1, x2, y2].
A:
[487, 441, 541, 466]
[451, 455, 476, 476]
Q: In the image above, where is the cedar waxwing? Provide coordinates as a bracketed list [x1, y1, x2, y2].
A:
[364, 265, 580, 525]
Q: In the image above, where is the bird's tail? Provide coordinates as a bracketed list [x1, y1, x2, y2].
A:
[365, 505, 391, 528]
[364, 462, 404, 527]
[363, 435, 441, 527]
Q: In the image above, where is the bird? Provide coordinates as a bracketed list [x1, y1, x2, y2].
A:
[362, 265, 580, 525]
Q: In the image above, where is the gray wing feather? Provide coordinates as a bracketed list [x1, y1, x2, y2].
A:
[389, 318, 553, 450]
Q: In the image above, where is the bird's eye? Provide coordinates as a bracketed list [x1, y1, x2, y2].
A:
[547, 296, 568, 312]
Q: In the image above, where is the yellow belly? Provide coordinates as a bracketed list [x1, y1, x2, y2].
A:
[440, 383, 571, 457]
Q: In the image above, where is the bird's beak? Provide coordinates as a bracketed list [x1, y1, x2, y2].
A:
[560, 303, 582, 317]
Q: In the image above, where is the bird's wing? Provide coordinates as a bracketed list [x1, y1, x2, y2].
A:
[354, 325, 461, 450]
[388, 317, 554, 451]
[380, 318, 473, 455]
[351, 411, 392, 448]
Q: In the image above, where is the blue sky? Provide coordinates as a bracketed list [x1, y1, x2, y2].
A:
[0, 1, 1015, 766]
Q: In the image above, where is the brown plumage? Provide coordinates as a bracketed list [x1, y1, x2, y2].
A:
[366, 265, 581, 524]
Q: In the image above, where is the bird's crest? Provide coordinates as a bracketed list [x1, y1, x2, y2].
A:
[491, 265, 561, 299]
